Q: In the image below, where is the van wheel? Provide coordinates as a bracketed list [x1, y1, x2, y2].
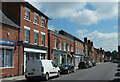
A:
[45, 73, 49, 81]
[57, 71, 60, 77]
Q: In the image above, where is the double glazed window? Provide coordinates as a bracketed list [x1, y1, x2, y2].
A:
[25, 7, 30, 20]
[41, 16, 45, 27]
[0, 49, 13, 67]
[34, 32, 38, 44]
[41, 34, 45, 46]
[24, 29, 29, 42]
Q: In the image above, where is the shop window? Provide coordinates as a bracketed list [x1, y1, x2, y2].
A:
[0, 49, 13, 67]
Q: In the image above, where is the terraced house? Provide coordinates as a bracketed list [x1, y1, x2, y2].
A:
[48, 30, 74, 66]
[2, 2, 50, 75]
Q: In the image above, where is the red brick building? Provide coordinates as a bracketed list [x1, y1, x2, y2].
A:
[0, 10, 20, 77]
[3, 2, 50, 75]
[74, 37, 84, 67]
[48, 30, 74, 66]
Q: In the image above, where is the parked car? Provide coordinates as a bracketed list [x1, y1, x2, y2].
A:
[25, 60, 60, 81]
[118, 63, 120, 67]
[86, 61, 93, 68]
[104, 60, 107, 63]
[78, 62, 87, 69]
[59, 63, 74, 74]
[113, 59, 119, 63]
[91, 61, 96, 66]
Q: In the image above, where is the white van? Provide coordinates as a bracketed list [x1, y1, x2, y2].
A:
[25, 60, 60, 81]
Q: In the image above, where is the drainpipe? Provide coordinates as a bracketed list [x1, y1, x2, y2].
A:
[18, 29, 20, 76]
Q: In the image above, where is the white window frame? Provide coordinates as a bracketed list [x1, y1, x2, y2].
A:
[24, 7, 31, 22]
[41, 33, 45, 46]
[41, 16, 45, 28]
[33, 12, 39, 25]
[78, 48, 79, 54]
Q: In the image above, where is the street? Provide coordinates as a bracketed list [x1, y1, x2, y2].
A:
[2, 62, 120, 82]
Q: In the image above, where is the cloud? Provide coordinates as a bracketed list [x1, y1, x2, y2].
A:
[30, 2, 118, 25]
[48, 25, 55, 30]
[76, 29, 118, 51]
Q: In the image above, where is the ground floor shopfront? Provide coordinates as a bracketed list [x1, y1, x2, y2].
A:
[0, 39, 18, 77]
[52, 49, 67, 67]
[74, 54, 84, 67]
[23, 43, 48, 73]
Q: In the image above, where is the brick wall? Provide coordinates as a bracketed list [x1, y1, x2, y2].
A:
[0, 24, 19, 77]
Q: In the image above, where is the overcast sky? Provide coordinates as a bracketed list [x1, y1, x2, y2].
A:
[26, 0, 118, 52]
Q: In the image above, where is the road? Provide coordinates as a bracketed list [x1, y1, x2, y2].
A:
[2, 62, 120, 82]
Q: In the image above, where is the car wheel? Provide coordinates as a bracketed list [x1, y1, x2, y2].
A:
[45, 73, 49, 81]
[57, 71, 60, 77]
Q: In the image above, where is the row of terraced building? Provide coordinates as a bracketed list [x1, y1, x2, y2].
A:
[0, 2, 107, 77]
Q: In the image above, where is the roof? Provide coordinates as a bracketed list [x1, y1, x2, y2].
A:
[0, 10, 20, 29]
[59, 30, 83, 43]
[22, 2, 50, 20]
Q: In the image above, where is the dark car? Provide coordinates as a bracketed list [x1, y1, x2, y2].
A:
[59, 63, 74, 74]
[113, 59, 119, 63]
[78, 62, 86, 69]
[91, 61, 96, 66]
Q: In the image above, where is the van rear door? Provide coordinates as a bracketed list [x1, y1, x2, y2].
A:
[26, 60, 42, 76]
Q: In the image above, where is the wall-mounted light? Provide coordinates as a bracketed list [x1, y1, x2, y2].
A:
[7, 33, 10, 36]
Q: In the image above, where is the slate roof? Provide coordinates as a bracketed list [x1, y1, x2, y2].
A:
[0, 10, 20, 29]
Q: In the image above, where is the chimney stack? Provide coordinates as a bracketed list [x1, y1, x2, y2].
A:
[84, 37, 87, 43]
[91, 42, 93, 46]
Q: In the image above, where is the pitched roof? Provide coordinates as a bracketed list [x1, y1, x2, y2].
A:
[0, 10, 20, 29]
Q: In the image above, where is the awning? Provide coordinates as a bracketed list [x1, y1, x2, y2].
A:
[68, 54, 72, 57]
[24, 47, 47, 53]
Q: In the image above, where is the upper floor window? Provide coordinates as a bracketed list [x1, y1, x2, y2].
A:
[71, 44, 73, 52]
[59, 40, 61, 50]
[24, 7, 30, 21]
[78, 48, 79, 54]
[64, 42, 66, 51]
[34, 30, 39, 44]
[24, 26, 30, 42]
[41, 32, 45, 46]
[67, 43, 70, 51]
[41, 16, 45, 28]
[76, 48, 77, 53]
[53, 38, 56, 48]
[34, 12, 39, 25]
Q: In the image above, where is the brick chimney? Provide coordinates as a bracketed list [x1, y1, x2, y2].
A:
[88, 40, 91, 45]
[84, 37, 87, 43]
[91, 42, 93, 46]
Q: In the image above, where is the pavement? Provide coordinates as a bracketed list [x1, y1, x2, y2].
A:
[1, 62, 120, 82]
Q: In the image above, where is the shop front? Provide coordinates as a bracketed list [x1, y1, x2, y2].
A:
[23, 44, 48, 73]
[52, 49, 67, 67]
[74, 54, 84, 67]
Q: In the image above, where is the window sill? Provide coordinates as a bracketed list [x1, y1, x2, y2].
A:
[33, 22, 39, 26]
[24, 41, 29, 43]
[34, 43, 38, 45]
[41, 45, 44, 46]
[41, 26, 45, 28]
[0, 67, 14, 69]
[24, 18, 31, 22]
